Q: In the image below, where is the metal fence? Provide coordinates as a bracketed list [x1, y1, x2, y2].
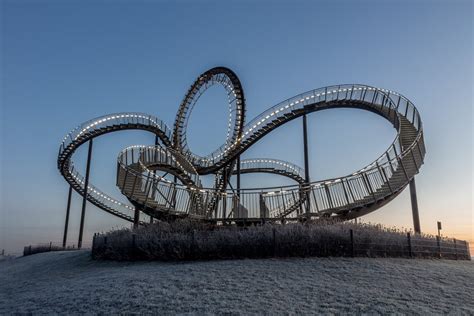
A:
[91, 229, 470, 261]
[23, 241, 93, 256]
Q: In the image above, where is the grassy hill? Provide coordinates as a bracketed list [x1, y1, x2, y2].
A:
[1, 251, 473, 314]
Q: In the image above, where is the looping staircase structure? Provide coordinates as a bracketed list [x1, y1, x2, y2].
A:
[58, 67, 425, 225]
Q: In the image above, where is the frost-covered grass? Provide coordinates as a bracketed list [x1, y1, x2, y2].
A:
[92, 220, 470, 261]
[0, 255, 15, 262]
[23, 244, 77, 256]
[0, 251, 473, 314]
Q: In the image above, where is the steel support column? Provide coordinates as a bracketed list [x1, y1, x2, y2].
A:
[409, 177, 421, 234]
[62, 186, 72, 248]
[222, 171, 227, 221]
[302, 114, 311, 218]
[236, 156, 241, 198]
[133, 207, 140, 228]
[78, 139, 93, 249]
[148, 134, 160, 225]
[172, 175, 177, 208]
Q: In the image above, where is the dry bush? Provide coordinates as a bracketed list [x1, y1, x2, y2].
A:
[91, 219, 469, 261]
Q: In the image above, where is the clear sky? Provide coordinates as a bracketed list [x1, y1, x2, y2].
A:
[1, 0, 472, 255]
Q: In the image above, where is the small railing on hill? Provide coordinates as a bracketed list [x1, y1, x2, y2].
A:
[23, 241, 93, 256]
[91, 224, 471, 261]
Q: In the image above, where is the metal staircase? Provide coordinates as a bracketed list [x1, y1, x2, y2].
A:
[58, 69, 425, 224]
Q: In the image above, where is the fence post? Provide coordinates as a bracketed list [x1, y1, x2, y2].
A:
[49, 242, 52, 251]
[272, 227, 276, 257]
[29, 245, 32, 255]
[453, 239, 457, 260]
[190, 230, 196, 259]
[436, 235, 441, 259]
[407, 233, 412, 258]
[350, 229, 355, 258]
[132, 234, 136, 258]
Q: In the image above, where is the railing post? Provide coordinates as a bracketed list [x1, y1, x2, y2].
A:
[78, 139, 93, 249]
[362, 173, 376, 202]
[272, 227, 276, 257]
[345, 180, 356, 205]
[378, 163, 392, 194]
[341, 180, 350, 205]
[386, 152, 395, 173]
[324, 184, 334, 209]
[350, 229, 355, 257]
[436, 235, 441, 259]
[130, 171, 139, 198]
[398, 157, 410, 182]
[407, 232, 412, 258]
[453, 239, 458, 260]
[63, 186, 73, 248]
[191, 230, 196, 259]
[410, 150, 419, 172]
[409, 178, 421, 234]
[142, 176, 154, 208]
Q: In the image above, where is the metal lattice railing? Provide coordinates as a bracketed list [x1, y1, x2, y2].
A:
[58, 71, 425, 223]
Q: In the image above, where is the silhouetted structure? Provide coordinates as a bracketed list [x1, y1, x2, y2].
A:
[57, 67, 425, 247]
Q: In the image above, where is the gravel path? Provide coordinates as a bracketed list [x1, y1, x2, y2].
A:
[1, 251, 473, 314]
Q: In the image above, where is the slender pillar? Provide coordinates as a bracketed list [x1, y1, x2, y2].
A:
[133, 207, 140, 229]
[222, 171, 227, 221]
[236, 156, 241, 198]
[62, 186, 73, 248]
[173, 175, 177, 208]
[78, 139, 93, 249]
[148, 134, 160, 225]
[409, 178, 421, 234]
[302, 114, 311, 218]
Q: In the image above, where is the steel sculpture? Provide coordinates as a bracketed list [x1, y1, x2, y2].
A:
[57, 67, 426, 247]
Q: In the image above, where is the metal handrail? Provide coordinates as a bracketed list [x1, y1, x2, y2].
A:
[114, 84, 424, 219]
[117, 85, 422, 191]
[58, 82, 425, 221]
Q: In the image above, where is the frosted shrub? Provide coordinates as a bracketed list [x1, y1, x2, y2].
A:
[91, 219, 470, 261]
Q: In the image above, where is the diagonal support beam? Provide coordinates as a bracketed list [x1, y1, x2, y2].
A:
[78, 139, 93, 249]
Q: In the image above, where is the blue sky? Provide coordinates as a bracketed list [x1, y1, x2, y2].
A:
[1, 0, 472, 254]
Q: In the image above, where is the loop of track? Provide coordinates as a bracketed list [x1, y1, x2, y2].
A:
[58, 69, 425, 222]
